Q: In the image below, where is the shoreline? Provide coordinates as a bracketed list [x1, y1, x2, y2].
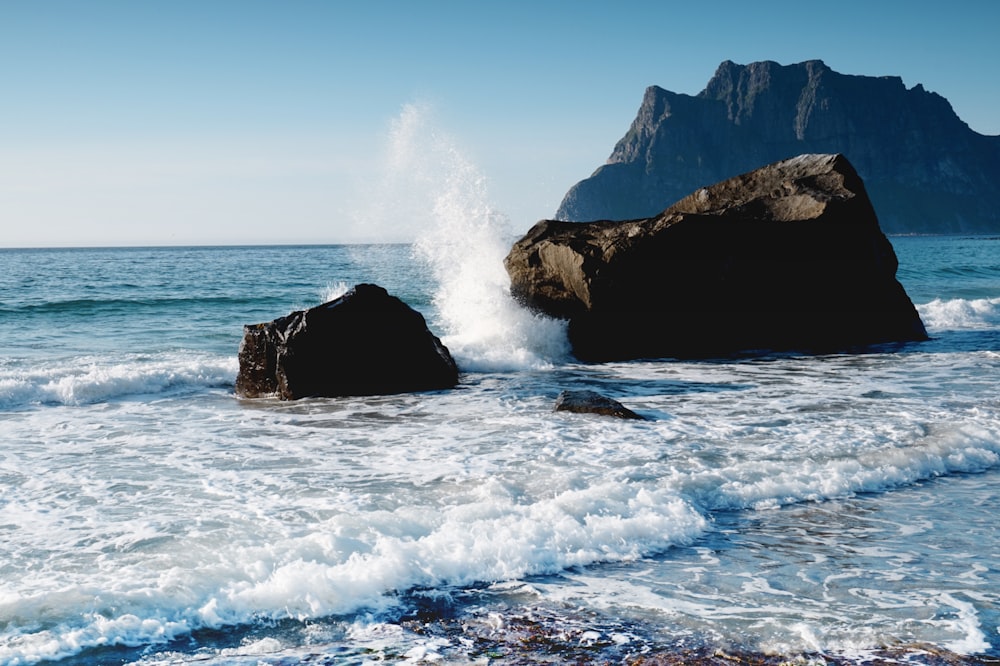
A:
[342, 599, 1000, 666]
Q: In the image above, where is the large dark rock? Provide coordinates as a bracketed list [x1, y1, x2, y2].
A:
[506, 153, 929, 362]
[556, 59, 1000, 235]
[235, 283, 459, 399]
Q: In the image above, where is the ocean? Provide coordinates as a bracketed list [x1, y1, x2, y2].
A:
[1, 231, 998, 666]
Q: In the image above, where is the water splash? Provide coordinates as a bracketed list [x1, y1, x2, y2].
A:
[320, 281, 350, 303]
[380, 103, 569, 371]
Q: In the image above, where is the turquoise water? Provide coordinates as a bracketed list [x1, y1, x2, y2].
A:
[0, 236, 998, 665]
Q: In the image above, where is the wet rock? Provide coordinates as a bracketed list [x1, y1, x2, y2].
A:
[235, 283, 459, 399]
[554, 390, 645, 420]
[506, 153, 928, 362]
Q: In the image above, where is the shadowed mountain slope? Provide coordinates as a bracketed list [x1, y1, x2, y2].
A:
[556, 59, 1000, 234]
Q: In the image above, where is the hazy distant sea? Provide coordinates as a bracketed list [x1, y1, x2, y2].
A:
[1, 232, 998, 666]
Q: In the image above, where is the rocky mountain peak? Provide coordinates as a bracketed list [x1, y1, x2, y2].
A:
[558, 59, 1000, 234]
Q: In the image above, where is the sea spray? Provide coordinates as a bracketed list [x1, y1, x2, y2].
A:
[320, 280, 350, 303]
[378, 103, 569, 371]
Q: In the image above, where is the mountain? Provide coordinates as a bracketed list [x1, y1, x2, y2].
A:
[555, 59, 1000, 234]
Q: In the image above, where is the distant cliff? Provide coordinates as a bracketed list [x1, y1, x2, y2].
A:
[556, 60, 1000, 234]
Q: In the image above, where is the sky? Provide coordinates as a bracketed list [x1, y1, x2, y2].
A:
[2, 0, 998, 247]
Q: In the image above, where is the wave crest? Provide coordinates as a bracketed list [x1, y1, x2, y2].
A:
[917, 297, 1000, 331]
[0, 353, 238, 409]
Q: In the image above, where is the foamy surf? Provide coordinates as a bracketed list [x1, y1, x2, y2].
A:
[0, 473, 708, 665]
[8, 347, 999, 665]
[0, 352, 237, 409]
[918, 296, 1000, 331]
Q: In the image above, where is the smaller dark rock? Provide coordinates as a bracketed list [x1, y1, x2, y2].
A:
[554, 390, 646, 420]
[235, 283, 459, 399]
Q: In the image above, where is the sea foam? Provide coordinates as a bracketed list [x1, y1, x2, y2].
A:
[0, 477, 708, 665]
[373, 102, 569, 372]
[918, 296, 1000, 331]
[0, 352, 237, 409]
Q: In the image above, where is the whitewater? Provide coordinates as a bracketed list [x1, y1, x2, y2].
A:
[1, 109, 999, 665]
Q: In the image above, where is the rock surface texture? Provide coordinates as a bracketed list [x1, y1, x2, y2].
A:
[556, 59, 1000, 234]
[235, 283, 459, 399]
[506, 154, 929, 362]
[554, 390, 645, 420]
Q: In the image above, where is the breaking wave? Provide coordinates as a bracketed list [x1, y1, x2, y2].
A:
[0, 353, 238, 409]
[917, 296, 1000, 331]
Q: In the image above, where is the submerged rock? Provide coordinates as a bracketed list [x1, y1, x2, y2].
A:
[554, 390, 645, 420]
[506, 153, 928, 362]
[235, 283, 459, 399]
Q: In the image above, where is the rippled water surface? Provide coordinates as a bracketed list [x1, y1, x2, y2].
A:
[1, 236, 999, 665]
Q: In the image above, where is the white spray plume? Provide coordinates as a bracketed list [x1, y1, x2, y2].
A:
[382, 102, 569, 371]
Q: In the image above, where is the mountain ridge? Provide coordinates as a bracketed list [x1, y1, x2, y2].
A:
[556, 59, 1000, 234]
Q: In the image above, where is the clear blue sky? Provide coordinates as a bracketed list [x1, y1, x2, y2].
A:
[2, 0, 997, 247]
